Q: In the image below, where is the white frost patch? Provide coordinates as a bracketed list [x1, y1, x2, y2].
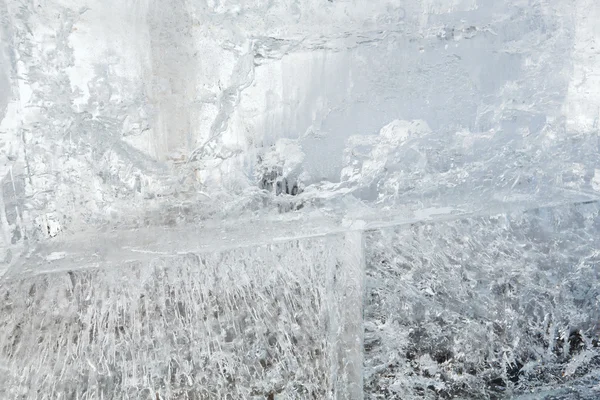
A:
[341, 119, 432, 186]
[45, 252, 67, 262]
[379, 119, 432, 145]
[417, 354, 439, 375]
[592, 169, 600, 192]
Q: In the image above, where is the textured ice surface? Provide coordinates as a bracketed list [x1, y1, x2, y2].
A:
[365, 200, 600, 399]
[0, 233, 364, 399]
[0, 200, 598, 399]
[2, 0, 600, 398]
[2, 0, 599, 240]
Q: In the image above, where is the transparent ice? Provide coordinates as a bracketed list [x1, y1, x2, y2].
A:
[1, 0, 599, 398]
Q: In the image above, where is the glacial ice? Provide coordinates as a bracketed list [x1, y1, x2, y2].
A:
[1, 0, 600, 398]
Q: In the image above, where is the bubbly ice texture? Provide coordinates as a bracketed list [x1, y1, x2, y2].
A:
[365, 200, 600, 399]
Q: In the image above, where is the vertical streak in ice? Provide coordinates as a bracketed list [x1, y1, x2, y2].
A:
[147, 0, 195, 160]
[328, 231, 365, 399]
[565, 0, 600, 132]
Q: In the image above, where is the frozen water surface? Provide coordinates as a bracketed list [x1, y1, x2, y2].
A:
[1, 0, 600, 398]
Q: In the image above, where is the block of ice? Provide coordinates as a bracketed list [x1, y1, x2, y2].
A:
[0, 232, 364, 399]
[365, 200, 600, 399]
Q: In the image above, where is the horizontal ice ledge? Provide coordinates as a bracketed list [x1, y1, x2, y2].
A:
[4, 187, 599, 280]
[0, 194, 600, 399]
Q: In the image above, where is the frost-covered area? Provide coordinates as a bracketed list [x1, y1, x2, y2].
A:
[365, 201, 600, 399]
[0, 201, 598, 399]
[0, 233, 364, 399]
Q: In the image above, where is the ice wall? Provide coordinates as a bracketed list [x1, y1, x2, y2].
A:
[0, 232, 365, 399]
[1, 0, 598, 246]
[0, 200, 598, 399]
[1, 1, 600, 398]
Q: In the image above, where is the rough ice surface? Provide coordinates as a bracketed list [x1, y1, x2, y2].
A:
[365, 201, 600, 399]
[1, 0, 600, 398]
[0, 233, 364, 399]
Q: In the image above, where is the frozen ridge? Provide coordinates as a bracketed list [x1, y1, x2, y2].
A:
[3, 187, 599, 281]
